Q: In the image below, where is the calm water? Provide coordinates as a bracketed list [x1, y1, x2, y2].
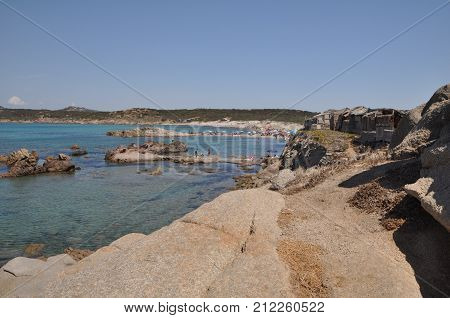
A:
[0, 123, 285, 265]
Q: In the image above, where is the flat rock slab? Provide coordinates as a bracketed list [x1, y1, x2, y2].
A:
[43, 189, 289, 297]
[1, 254, 76, 297]
[2, 257, 48, 277]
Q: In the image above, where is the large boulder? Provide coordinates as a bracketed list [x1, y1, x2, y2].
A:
[43, 156, 75, 173]
[6, 149, 43, 177]
[280, 133, 326, 170]
[400, 84, 450, 231]
[405, 123, 450, 231]
[389, 104, 424, 149]
[422, 83, 450, 115]
[270, 168, 296, 190]
[391, 98, 450, 159]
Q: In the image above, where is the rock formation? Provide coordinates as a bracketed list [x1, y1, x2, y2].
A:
[105, 141, 188, 163]
[393, 84, 450, 231]
[1, 149, 75, 178]
[391, 84, 450, 159]
[279, 132, 327, 170]
[389, 104, 425, 149]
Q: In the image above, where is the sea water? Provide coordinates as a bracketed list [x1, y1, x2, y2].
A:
[0, 123, 286, 264]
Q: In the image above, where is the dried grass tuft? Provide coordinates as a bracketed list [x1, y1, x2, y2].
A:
[277, 240, 328, 297]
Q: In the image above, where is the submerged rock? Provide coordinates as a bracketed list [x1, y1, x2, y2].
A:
[148, 166, 163, 176]
[71, 149, 88, 156]
[24, 243, 45, 257]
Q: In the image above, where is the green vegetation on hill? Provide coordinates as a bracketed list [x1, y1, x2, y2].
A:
[0, 107, 316, 124]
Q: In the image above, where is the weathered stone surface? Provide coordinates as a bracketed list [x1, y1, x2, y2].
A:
[422, 83, 450, 115]
[105, 141, 188, 163]
[70, 144, 80, 150]
[405, 126, 450, 231]
[391, 89, 450, 159]
[0, 254, 77, 297]
[390, 104, 424, 149]
[42, 189, 289, 297]
[43, 156, 75, 173]
[280, 133, 326, 170]
[110, 233, 146, 250]
[270, 169, 296, 190]
[401, 84, 450, 231]
[1, 149, 76, 178]
[2, 257, 48, 277]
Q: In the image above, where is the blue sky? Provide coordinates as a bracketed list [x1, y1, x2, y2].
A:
[0, 0, 449, 111]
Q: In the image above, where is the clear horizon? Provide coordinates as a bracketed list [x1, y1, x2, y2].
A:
[1, 0, 449, 112]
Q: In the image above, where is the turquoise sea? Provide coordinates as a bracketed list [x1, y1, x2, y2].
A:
[0, 123, 285, 265]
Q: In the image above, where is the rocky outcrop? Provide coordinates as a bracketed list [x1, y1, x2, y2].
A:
[404, 123, 450, 231]
[390, 104, 425, 149]
[280, 133, 326, 170]
[391, 85, 450, 159]
[422, 83, 450, 115]
[399, 84, 450, 231]
[1, 149, 75, 178]
[105, 141, 188, 163]
[106, 141, 257, 166]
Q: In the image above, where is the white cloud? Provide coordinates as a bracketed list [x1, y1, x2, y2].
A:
[8, 96, 27, 106]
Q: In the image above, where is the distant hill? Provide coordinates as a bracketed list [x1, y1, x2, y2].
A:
[0, 107, 316, 124]
[0, 105, 6, 110]
[60, 106, 96, 112]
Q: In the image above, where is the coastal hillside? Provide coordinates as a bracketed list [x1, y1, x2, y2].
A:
[0, 107, 316, 124]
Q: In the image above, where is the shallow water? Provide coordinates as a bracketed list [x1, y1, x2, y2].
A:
[0, 123, 285, 265]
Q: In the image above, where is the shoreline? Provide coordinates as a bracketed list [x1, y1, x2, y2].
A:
[0, 119, 303, 131]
